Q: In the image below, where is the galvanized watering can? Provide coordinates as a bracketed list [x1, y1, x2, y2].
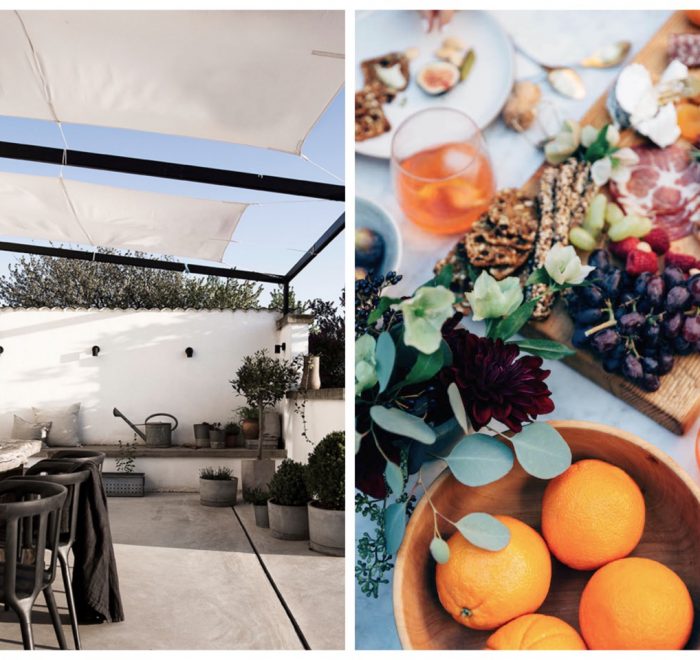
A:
[113, 407, 178, 447]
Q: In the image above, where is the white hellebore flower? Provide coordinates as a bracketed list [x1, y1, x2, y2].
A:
[466, 271, 523, 322]
[545, 244, 595, 286]
[392, 285, 455, 355]
[590, 147, 640, 187]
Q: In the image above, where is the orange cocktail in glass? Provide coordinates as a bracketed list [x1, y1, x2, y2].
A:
[391, 108, 495, 235]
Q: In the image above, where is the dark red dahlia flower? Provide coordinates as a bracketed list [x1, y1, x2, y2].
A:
[442, 322, 555, 433]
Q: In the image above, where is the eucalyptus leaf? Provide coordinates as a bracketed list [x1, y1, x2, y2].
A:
[445, 433, 514, 487]
[375, 332, 396, 393]
[514, 338, 576, 360]
[455, 512, 510, 551]
[370, 406, 436, 445]
[367, 296, 401, 326]
[488, 298, 538, 341]
[384, 460, 404, 496]
[384, 501, 407, 555]
[510, 422, 572, 479]
[355, 431, 363, 455]
[401, 341, 447, 387]
[429, 537, 450, 564]
[447, 382, 470, 435]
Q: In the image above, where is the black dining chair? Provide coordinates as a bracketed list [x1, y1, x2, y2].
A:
[11, 460, 91, 649]
[50, 450, 106, 472]
[0, 479, 68, 650]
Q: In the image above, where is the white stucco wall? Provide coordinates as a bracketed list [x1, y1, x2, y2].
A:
[0, 308, 291, 445]
[282, 393, 345, 464]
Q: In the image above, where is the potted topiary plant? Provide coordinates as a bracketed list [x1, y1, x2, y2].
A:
[267, 459, 309, 540]
[224, 421, 240, 448]
[305, 430, 345, 556]
[209, 422, 225, 449]
[230, 350, 300, 491]
[103, 440, 145, 497]
[199, 466, 238, 507]
[244, 486, 270, 528]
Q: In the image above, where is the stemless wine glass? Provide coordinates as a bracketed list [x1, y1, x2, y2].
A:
[391, 108, 496, 235]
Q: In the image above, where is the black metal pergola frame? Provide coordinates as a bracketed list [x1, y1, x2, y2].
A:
[0, 140, 345, 314]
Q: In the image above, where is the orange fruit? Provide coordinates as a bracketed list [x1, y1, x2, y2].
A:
[435, 515, 551, 631]
[579, 557, 694, 650]
[541, 459, 645, 570]
[686, 10, 700, 27]
[677, 102, 700, 142]
[486, 614, 586, 650]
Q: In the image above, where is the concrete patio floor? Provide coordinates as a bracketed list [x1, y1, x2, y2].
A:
[0, 493, 344, 650]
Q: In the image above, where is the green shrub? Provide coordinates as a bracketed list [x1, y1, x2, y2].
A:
[224, 421, 240, 435]
[199, 466, 234, 481]
[305, 431, 344, 510]
[268, 459, 308, 506]
[243, 487, 269, 505]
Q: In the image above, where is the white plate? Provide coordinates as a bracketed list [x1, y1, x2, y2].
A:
[355, 10, 514, 160]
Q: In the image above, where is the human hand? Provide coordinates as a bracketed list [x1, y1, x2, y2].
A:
[419, 10, 456, 33]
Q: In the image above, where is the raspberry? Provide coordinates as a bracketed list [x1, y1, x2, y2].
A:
[642, 226, 671, 255]
[609, 237, 640, 259]
[626, 246, 658, 276]
[665, 251, 698, 272]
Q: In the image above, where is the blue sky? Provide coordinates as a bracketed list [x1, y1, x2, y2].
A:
[0, 87, 344, 306]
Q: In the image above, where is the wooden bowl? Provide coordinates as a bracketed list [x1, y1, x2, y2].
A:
[393, 420, 700, 650]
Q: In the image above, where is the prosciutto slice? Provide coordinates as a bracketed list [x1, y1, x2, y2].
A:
[609, 145, 700, 240]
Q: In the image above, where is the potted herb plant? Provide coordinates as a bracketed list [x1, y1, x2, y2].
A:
[103, 440, 145, 497]
[230, 350, 300, 491]
[199, 466, 238, 507]
[305, 430, 345, 556]
[224, 421, 240, 448]
[267, 459, 309, 540]
[209, 422, 225, 449]
[244, 487, 270, 528]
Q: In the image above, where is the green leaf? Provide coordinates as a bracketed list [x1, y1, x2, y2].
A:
[447, 382, 470, 435]
[454, 512, 510, 551]
[510, 422, 572, 479]
[584, 124, 611, 162]
[401, 341, 447, 387]
[445, 433, 514, 486]
[526, 267, 550, 286]
[375, 332, 396, 393]
[355, 431, 363, 455]
[488, 298, 538, 341]
[384, 460, 404, 496]
[370, 406, 436, 445]
[384, 501, 407, 555]
[514, 338, 576, 360]
[416, 264, 453, 292]
[367, 296, 401, 326]
[429, 537, 451, 564]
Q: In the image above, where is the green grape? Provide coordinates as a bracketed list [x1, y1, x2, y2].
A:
[583, 193, 607, 235]
[569, 226, 597, 251]
[607, 214, 652, 242]
[605, 201, 625, 225]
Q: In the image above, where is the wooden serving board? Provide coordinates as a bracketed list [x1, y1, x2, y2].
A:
[520, 12, 700, 436]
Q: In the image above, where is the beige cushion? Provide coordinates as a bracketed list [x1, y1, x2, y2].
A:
[33, 403, 81, 447]
[11, 414, 51, 441]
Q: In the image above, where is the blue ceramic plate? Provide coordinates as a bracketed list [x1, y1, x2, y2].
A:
[355, 197, 402, 277]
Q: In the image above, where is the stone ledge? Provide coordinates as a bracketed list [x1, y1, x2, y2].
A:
[276, 313, 314, 330]
[285, 387, 344, 401]
[40, 445, 288, 459]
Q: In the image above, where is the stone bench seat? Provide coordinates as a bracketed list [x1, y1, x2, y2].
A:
[38, 445, 287, 459]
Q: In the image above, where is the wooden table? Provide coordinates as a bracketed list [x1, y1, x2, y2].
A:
[0, 439, 42, 475]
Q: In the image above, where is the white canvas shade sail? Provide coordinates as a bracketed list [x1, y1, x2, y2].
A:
[0, 10, 344, 154]
[0, 171, 246, 262]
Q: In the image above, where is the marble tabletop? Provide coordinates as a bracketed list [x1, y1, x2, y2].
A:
[355, 9, 700, 650]
[0, 439, 42, 473]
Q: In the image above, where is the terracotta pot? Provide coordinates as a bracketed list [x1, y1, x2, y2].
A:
[241, 419, 259, 440]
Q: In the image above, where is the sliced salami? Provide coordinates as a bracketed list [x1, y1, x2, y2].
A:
[609, 145, 700, 240]
[668, 33, 700, 68]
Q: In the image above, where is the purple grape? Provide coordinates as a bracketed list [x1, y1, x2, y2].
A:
[683, 316, 700, 344]
[575, 307, 605, 325]
[618, 312, 645, 336]
[641, 356, 659, 374]
[572, 327, 590, 349]
[645, 276, 665, 307]
[641, 373, 661, 392]
[622, 354, 643, 380]
[662, 312, 683, 339]
[643, 322, 661, 346]
[590, 329, 620, 353]
[581, 285, 604, 307]
[657, 351, 674, 375]
[674, 336, 693, 355]
[639, 344, 658, 358]
[620, 292, 637, 307]
[663, 266, 685, 288]
[603, 355, 623, 373]
[633, 272, 654, 297]
[604, 269, 622, 300]
[688, 274, 700, 304]
[666, 286, 691, 313]
[588, 249, 611, 271]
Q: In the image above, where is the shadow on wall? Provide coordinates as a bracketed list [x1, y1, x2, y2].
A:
[0, 309, 288, 444]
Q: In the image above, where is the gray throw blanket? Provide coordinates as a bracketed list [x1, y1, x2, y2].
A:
[68, 462, 124, 623]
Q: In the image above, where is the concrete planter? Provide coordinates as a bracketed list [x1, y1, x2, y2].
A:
[199, 477, 238, 507]
[254, 504, 269, 528]
[308, 502, 345, 556]
[241, 459, 275, 492]
[193, 423, 210, 448]
[268, 500, 309, 540]
[209, 429, 225, 449]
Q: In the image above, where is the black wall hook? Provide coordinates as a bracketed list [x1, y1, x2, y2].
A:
[185, 347, 194, 358]
[91, 346, 100, 357]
